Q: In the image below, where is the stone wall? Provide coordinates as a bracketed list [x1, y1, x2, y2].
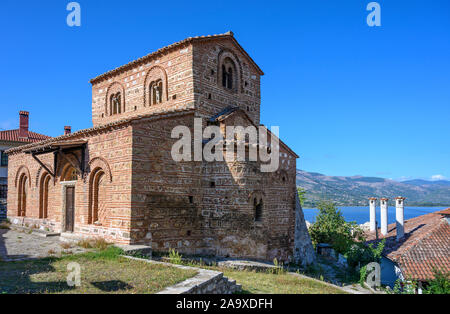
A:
[130, 113, 204, 251]
[91, 44, 195, 127]
[192, 38, 262, 125]
[7, 124, 134, 243]
[200, 110, 298, 261]
[5, 33, 314, 264]
[294, 193, 316, 267]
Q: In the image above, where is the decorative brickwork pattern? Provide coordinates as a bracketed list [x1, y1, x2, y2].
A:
[6, 33, 314, 262]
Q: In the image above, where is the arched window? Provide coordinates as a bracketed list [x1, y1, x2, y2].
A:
[62, 165, 78, 182]
[110, 92, 122, 115]
[220, 56, 238, 91]
[39, 173, 51, 219]
[222, 65, 234, 89]
[149, 80, 163, 105]
[17, 174, 28, 217]
[105, 82, 126, 116]
[254, 198, 263, 222]
[89, 169, 107, 225]
[144, 66, 168, 107]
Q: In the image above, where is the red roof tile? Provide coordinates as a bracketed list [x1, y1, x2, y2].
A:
[0, 129, 51, 144]
[366, 210, 450, 281]
[6, 108, 195, 155]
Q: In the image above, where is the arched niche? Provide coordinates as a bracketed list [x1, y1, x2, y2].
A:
[143, 66, 169, 106]
[105, 81, 126, 116]
[217, 49, 242, 94]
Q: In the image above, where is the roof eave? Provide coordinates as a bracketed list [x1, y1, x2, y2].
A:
[89, 32, 264, 85]
[5, 108, 195, 155]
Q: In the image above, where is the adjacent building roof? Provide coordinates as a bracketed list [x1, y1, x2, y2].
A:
[6, 108, 195, 155]
[367, 209, 450, 281]
[89, 31, 264, 84]
[0, 129, 51, 144]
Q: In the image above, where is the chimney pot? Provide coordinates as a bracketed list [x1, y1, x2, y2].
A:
[396, 197, 406, 241]
[19, 111, 29, 138]
[380, 198, 389, 236]
[64, 126, 72, 135]
[369, 198, 377, 232]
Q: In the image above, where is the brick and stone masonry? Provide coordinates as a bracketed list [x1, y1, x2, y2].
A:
[6, 32, 315, 264]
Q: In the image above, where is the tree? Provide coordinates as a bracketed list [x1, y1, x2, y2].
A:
[297, 188, 307, 207]
[309, 201, 365, 255]
[425, 269, 450, 294]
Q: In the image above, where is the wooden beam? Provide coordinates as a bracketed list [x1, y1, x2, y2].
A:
[31, 153, 55, 178]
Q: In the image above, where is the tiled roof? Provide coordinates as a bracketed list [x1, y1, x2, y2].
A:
[208, 106, 299, 158]
[6, 108, 195, 155]
[89, 31, 264, 84]
[0, 129, 51, 144]
[209, 106, 240, 123]
[366, 209, 450, 281]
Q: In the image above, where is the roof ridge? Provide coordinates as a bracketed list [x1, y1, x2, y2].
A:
[89, 32, 263, 84]
[0, 128, 51, 143]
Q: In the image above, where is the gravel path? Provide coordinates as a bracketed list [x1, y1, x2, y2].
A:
[0, 229, 88, 262]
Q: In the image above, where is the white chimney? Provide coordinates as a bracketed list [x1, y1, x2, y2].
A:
[369, 198, 377, 232]
[395, 197, 405, 241]
[380, 198, 389, 236]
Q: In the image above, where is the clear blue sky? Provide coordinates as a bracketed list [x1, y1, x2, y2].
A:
[1, 0, 449, 181]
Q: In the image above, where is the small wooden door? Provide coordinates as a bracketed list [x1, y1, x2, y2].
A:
[65, 187, 75, 232]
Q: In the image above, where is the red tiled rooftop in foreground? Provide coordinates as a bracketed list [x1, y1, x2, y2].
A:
[0, 129, 51, 144]
[366, 209, 450, 281]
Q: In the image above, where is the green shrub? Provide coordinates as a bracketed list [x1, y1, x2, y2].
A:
[297, 188, 307, 207]
[168, 249, 183, 265]
[391, 268, 449, 294]
[309, 201, 365, 255]
[425, 269, 450, 294]
[392, 278, 417, 294]
[346, 239, 385, 269]
[269, 258, 285, 275]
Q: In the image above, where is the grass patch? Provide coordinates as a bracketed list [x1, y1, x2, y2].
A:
[0, 247, 197, 294]
[150, 250, 346, 294]
[218, 268, 346, 294]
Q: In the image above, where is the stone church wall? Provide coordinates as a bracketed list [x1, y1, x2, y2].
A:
[7, 124, 134, 244]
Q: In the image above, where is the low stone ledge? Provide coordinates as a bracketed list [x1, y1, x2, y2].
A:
[217, 259, 278, 272]
[116, 244, 152, 257]
[10, 224, 60, 238]
[122, 256, 241, 294]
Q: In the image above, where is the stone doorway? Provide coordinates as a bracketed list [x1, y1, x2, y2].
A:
[65, 186, 75, 232]
[61, 182, 76, 233]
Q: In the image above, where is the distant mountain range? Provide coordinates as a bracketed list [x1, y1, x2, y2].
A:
[296, 170, 450, 207]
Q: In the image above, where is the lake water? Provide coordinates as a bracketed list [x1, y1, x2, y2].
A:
[302, 206, 448, 225]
